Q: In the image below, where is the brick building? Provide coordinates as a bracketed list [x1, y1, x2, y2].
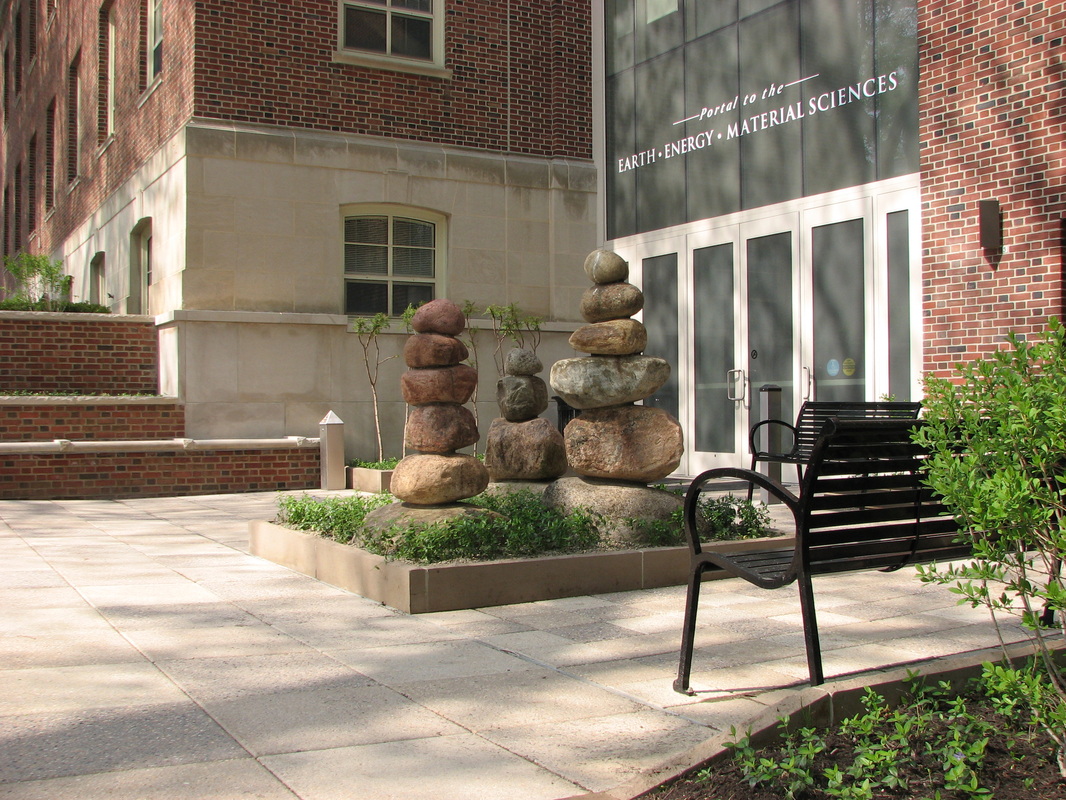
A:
[2, 0, 1063, 475]
[0, 0, 597, 457]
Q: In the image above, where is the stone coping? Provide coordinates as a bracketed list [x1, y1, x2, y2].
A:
[0, 395, 177, 405]
[249, 519, 793, 614]
[0, 310, 153, 322]
[0, 436, 320, 454]
[570, 637, 1063, 800]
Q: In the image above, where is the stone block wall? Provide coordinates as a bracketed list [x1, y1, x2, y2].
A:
[0, 314, 158, 394]
[919, 0, 1066, 374]
[0, 447, 321, 500]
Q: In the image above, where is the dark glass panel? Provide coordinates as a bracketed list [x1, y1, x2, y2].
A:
[345, 216, 388, 244]
[874, 0, 919, 177]
[606, 69, 637, 239]
[393, 282, 434, 313]
[346, 281, 388, 314]
[345, 244, 388, 274]
[693, 244, 736, 452]
[886, 210, 911, 399]
[393, 218, 434, 248]
[746, 232, 794, 425]
[812, 219, 865, 401]
[392, 14, 431, 59]
[392, 248, 434, 277]
[345, 7, 387, 52]
[634, 55, 687, 233]
[642, 253, 680, 420]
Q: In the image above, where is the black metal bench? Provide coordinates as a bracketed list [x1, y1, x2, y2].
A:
[675, 417, 969, 693]
[749, 400, 922, 491]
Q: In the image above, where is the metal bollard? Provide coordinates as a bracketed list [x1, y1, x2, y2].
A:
[757, 385, 782, 505]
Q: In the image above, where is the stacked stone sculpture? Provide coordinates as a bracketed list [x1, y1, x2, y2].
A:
[545, 249, 684, 542]
[484, 347, 567, 482]
[365, 299, 491, 531]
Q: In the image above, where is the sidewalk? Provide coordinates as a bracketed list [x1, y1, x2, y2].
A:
[0, 491, 1027, 800]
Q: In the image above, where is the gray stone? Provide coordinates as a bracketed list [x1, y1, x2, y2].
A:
[564, 405, 684, 483]
[542, 477, 683, 546]
[505, 348, 543, 376]
[568, 319, 647, 356]
[410, 298, 466, 336]
[390, 453, 490, 505]
[549, 355, 671, 409]
[362, 501, 505, 535]
[405, 403, 480, 454]
[484, 417, 568, 481]
[583, 249, 629, 284]
[580, 282, 644, 323]
[496, 375, 549, 421]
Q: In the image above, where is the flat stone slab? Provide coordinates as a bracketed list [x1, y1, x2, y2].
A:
[249, 520, 793, 614]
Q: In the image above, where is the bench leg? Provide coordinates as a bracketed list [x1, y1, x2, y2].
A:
[673, 563, 706, 695]
[797, 572, 825, 686]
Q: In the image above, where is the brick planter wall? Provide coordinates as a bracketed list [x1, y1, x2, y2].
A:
[919, 0, 1066, 374]
[1, 402, 185, 441]
[0, 314, 159, 394]
[0, 447, 321, 500]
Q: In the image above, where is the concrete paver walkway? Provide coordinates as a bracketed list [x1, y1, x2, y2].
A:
[0, 491, 1028, 799]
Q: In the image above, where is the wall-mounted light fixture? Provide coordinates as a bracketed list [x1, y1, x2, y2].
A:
[979, 199, 1002, 254]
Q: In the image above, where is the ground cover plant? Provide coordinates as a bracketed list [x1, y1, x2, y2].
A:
[628, 493, 775, 548]
[656, 666, 1066, 800]
[276, 490, 774, 564]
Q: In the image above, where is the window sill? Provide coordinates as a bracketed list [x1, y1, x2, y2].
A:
[137, 76, 163, 108]
[332, 50, 451, 80]
[66, 177, 81, 196]
[96, 134, 116, 158]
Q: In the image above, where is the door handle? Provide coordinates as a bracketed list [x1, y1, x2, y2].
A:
[727, 369, 746, 402]
[803, 366, 813, 401]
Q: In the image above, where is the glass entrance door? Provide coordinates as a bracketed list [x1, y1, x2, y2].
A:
[624, 185, 918, 477]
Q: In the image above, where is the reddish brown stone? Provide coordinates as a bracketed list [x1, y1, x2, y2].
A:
[404, 334, 470, 368]
[405, 403, 480, 454]
[401, 365, 479, 405]
[564, 405, 684, 483]
[568, 319, 647, 356]
[411, 298, 466, 336]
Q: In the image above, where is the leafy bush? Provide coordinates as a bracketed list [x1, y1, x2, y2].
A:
[277, 489, 602, 563]
[0, 297, 109, 313]
[346, 457, 400, 470]
[625, 492, 775, 548]
[913, 319, 1066, 773]
[2, 252, 70, 310]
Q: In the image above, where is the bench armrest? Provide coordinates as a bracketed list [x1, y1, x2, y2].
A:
[748, 418, 798, 457]
[683, 466, 800, 555]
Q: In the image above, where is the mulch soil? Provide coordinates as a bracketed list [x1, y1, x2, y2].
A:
[653, 704, 1066, 800]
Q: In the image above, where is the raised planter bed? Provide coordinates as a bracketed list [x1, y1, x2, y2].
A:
[345, 466, 393, 493]
[249, 520, 794, 613]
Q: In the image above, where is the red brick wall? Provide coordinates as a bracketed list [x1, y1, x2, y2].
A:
[0, 447, 320, 499]
[1, 402, 183, 441]
[0, 315, 158, 394]
[193, 0, 592, 158]
[919, 0, 1066, 375]
[1, 0, 195, 257]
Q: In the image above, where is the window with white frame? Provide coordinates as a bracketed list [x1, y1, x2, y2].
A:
[147, 0, 162, 81]
[343, 208, 441, 316]
[338, 0, 442, 67]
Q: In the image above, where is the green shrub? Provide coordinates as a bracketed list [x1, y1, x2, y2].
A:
[346, 457, 400, 470]
[913, 319, 1066, 774]
[0, 297, 109, 313]
[276, 489, 602, 563]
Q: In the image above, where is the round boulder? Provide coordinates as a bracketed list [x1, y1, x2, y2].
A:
[505, 348, 543, 377]
[401, 365, 478, 406]
[550, 355, 671, 410]
[484, 417, 568, 481]
[580, 282, 644, 323]
[410, 298, 466, 336]
[543, 477, 683, 546]
[568, 319, 648, 356]
[405, 403, 480, 454]
[496, 375, 549, 421]
[564, 405, 683, 483]
[404, 334, 470, 368]
[390, 453, 490, 505]
[583, 249, 629, 285]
